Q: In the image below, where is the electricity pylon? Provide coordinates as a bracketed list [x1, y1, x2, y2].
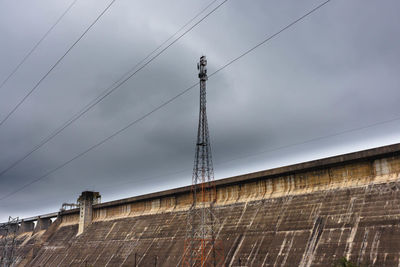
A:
[0, 216, 19, 267]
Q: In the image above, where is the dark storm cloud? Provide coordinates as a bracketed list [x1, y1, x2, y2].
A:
[1, 0, 400, 221]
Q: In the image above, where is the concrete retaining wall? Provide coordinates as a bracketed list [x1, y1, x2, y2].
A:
[3, 143, 400, 266]
[82, 147, 400, 222]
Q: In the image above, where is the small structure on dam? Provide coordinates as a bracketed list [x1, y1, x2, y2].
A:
[1, 143, 400, 266]
[77, 191, 101, 236]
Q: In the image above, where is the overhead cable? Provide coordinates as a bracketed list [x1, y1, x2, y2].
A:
[0, 0, 118, 127]
[95, 115, 400, 192]
[0, 0, 332, 200]
[0, 0, 226, 178]
[0, 0, 79, 91]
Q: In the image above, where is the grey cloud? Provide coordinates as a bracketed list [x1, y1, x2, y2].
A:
[0, 0, 399, 221]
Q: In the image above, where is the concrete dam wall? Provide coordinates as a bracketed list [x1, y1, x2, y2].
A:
[2, 143, 400, 266]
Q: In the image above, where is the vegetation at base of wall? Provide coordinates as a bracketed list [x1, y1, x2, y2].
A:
[335, 257, 358, 267]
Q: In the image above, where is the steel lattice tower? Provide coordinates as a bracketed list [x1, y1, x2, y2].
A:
[0, 216, 19, 267]
[182, 56, 224, 267]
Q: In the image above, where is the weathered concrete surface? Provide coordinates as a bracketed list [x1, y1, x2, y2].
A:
[18, 221, 34, 234]
[77, 191, 101, 235]
[3, 143, 400, 266]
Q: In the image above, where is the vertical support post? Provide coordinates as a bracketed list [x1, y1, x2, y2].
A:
[35, 217, 51, 232]
[19, 220, 34, 233]
[77, 191, 101, 236]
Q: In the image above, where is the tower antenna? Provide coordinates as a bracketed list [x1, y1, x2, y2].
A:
[182, 56, 224, 266]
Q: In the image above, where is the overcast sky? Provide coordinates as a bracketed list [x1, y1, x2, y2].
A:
[0, 0, 399, 222]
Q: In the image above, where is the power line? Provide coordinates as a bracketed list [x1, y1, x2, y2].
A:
[0, 83, 198, 201]
[0, 0, 226, 178]
[0, 0, 79, 91]
[93, 116, 400, 193]
[0, 0, 332, 200]
[215, 117, 400, 166]
[209, 0, 332, 78]
[0, 0, 118, 127]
